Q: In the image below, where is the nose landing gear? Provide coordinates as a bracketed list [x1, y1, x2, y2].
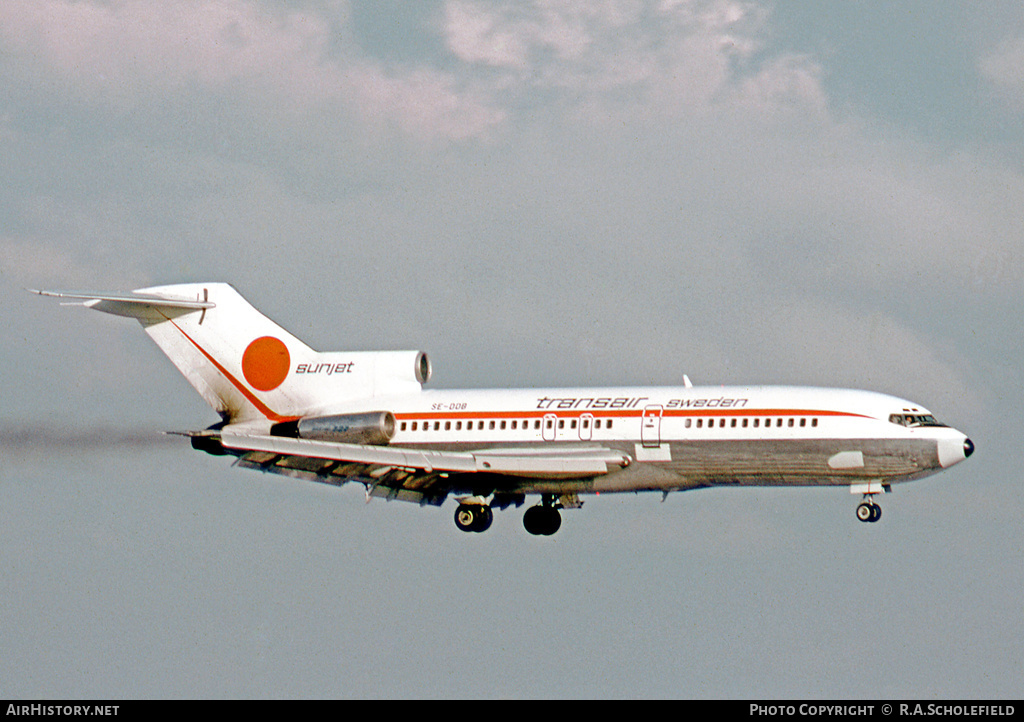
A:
[454, 502, 493, 533]
[855, 497, 882, 523]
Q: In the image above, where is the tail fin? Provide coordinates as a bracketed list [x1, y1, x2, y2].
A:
[34, 283, 429, 424]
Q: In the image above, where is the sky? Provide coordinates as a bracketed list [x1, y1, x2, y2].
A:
[1, 0, 1022, 699]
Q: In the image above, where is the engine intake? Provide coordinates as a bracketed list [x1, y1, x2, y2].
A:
[272, 411, 396, 446]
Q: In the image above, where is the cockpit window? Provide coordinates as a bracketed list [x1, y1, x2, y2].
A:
[888, 413, 946, 427]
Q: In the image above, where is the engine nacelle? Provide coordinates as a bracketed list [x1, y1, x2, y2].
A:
[272, 411, 396, 446]
[416, 351, 431, 384]
[363, 350, 430, 386]
[289, 350, 431, 400]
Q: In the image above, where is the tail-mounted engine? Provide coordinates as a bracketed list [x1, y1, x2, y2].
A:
[271, 411, 396, 446]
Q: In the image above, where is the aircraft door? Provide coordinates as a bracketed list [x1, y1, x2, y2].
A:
[542, 413, 558, 441]
[579, 413, 594, 441]
[641, 405, 663, 448]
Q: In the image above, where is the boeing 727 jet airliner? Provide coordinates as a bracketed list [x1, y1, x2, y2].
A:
[35, 283, 974, 535]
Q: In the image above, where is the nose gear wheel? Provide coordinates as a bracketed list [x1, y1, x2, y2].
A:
[856, 497, 882, 523]
[454, 503, 493, 533]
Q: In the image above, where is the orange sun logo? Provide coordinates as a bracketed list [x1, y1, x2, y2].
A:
[242, 336, 290, 391]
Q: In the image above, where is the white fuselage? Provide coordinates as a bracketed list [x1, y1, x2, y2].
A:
[349, 384, 972, 496]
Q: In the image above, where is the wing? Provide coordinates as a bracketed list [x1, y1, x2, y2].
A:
[216, 431, 631, 505]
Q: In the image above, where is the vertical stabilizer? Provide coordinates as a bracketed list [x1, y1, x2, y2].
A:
[34, 283, 429, 424]
[133, 283, 315, 422]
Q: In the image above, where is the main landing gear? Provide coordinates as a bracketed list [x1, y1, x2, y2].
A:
[855, 497, 882, 523]
[522, 497, 561, 536]
[453, 494, 566, 536]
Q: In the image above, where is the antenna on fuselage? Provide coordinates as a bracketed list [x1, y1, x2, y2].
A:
[683, 374, 693, 388]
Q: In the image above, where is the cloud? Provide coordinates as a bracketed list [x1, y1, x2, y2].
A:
[0, 0, 334, 99]
[338, 63, 506, 141]
[0, 0, 827, 144]
[444, 0, 537, 69]
[0, 0, 504, 140]
[979, 34, 1024, 104]
[442, 0, 828, 123]
[735, 54, 826, 116]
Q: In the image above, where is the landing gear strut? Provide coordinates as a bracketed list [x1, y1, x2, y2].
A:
[523, 495, 562, 536]
[454, 503, 493, 533]
[855, 497, 882, 523]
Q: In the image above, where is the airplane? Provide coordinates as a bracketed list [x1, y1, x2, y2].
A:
[34, 282, 974, 535]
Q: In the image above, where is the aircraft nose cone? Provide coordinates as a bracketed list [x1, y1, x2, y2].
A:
[938, 432, 974, 468]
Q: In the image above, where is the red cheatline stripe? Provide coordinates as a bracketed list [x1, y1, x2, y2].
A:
[163, 315, 297, 423]
[394, 408, 866, 422]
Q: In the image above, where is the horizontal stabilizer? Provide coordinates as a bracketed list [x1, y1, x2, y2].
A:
[30, 289, 214, 319]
